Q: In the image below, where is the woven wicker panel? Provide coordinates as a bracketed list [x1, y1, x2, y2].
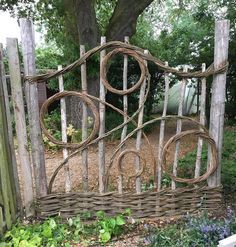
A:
[36, 186, 222, 220]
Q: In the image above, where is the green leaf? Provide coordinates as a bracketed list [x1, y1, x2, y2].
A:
[99, 231, 111, 243]
[109, 218, 116, 229]
[124, 208, 131, 216]
[96, 211, 105, 219]
[19, 240, 29, 247]
[116, 216, 125, 226]
[49, 219, 57, 229]
[42, 226, 52, 238]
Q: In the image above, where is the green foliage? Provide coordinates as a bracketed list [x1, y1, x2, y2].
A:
[95, 0, 117, 34]
[0, 211, 130, 246]
[143, 209, 236, 247]
[141, 177, 155, 192]
[1, 218, 68, 246]
[161, 127, 236, 193]
[221, 128, 236, 194]
[42, 109, 61, 151]
[96, 209, 130, 243]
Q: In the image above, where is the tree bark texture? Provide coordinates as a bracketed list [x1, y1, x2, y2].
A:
[65, 0, 154, 126]
[105, 0, 154, 41]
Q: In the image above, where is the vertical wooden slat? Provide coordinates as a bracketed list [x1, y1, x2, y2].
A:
[0, 64, 18, 226]
[157, 61, 170, 190]
[20, 18, 48, 196]
[195, 63, 206, 178]
[0, 207, 3, 234]
[80, 45, 89, 191]
[0, 56, 12, 229]
[118, 36, 129, 194]
[135, 50, 148, 194]
[99, 37, 106, 193]
[208, 20, 230, 187]
[7, 38, 34, 216]
[58, 65, 71, 193]
[172, 66, 188, 190]
[0, 44, 21, 212]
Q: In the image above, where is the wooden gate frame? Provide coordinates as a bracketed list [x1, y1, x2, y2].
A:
[0, 19, 230, 225]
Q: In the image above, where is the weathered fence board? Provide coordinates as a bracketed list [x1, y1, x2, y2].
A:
[20, 18, 47, 196]
[7, 38, 34, 217]
[157, 61, 170, 190]
[118, 36, 129, 194]
[172, 66, 188, 190]
[80, 45, 89, 191]
[195, 63, 206, 178]
[58, 65, 71, 193]
[135, 50, 148, 193]
[98, 37, 106, 193]
[208, 20, 230, 187]
[0, 44, 21, 211]
[0, 90, 12, 230]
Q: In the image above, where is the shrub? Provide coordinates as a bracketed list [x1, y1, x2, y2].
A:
[144, 208, 236, 247]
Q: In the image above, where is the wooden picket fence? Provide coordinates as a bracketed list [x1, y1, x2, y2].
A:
[0, 19, 230, 231]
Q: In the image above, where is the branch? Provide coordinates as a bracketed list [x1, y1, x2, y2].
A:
[105, 0, 154, 41]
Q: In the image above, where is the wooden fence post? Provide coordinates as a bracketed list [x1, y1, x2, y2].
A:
[172, 66, 188, 190]
[118, 36, 129, 194]
[157, 61, 170, 190]
[80, 45, 89, 191]
[7, 38, 34, 216]
[99, 36, 106, 193]
[195, 63, 206, 178]
[58, 65, 71, 193]
[0, 44, 21, 212]
[0, 51, 18, 230]
[208, 20, 230, 187]
[19, 18, 48, 196]
[135, 50, 148, 194]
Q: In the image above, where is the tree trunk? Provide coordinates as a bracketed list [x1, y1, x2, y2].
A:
[105, 0, 154, 41]
[66, 0, 154, 127]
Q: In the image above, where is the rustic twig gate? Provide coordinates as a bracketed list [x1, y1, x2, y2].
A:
[0, 19, 230, 231]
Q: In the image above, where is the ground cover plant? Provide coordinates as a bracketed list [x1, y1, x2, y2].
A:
[141, 207, 236, 247]
[0, 210, 131, 246]
[1, 207, 236, 247]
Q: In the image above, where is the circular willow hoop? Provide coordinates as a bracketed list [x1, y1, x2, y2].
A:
[40, 91, 100, 149]
[162, 130, 218, 184]
[101, 48, 147, 95]
[117, 149, 146, 178]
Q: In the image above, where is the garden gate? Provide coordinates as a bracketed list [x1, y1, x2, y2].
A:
[0, 19, 230, 229]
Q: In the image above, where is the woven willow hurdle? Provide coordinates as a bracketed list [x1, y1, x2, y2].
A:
[26, 39, 228, 220]
[36, 187, 222, 220]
